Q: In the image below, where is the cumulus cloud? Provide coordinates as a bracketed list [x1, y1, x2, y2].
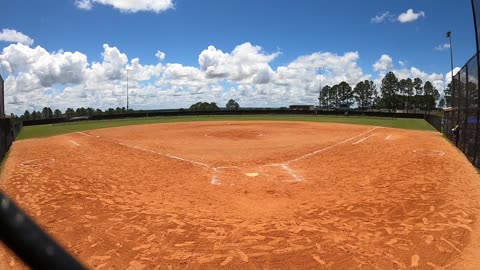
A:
[398, 9, 425, 23]
[199, 43, 279, 84]
[75, 0, 174, 13]
[373, 54, 393, 72]
[434, 43, 451, 51]
[0, 42, 454, 114]
[155, 51, 166, 61]
[0, 29, 34, 46]
[74, 0, 93, 10]
[371, 12, 395, 23]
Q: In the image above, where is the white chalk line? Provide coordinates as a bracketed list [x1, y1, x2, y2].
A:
[413, 149, 445, 156]
[77, 132, 94, 137]
[69, 140, 80, 147]
[75, 127, 381, 185]
[385, 134, 392, 140]
[21, 158, 56, 167]
[352, 134, 375, 145]
[288, 127, 381, 164]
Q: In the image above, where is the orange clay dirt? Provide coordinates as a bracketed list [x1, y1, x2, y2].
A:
[1, 121, 480, 270]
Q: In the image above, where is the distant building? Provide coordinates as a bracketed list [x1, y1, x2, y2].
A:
[289, 105, 314, 111]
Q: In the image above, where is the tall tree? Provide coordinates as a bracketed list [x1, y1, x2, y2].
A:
[31, 111, 38, 120]
[413, 78, 423, 113]
[381, 72, 399, 112]
[353, 80, 376, 111]
[65, 108, 75, 118]
[398, 79, 407, 110]
[405, 78, 414, 113]
[423, 81, 436, 112]
[86, 107, 95, 116]
[23, 110, 31, 120]
[319, 85, 331, 109]
[42, 107, 53, 119]
[330, 84, 340, 108]
[444, 83, 452, 107]
[337, 81, 354, 106]
[53, 109, 62, 118]
[226, 99, 240, 110]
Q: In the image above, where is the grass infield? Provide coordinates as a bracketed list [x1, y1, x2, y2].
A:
[17, 114, 436, 140]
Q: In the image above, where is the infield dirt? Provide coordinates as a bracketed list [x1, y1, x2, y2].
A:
[1, 121, 480, 269]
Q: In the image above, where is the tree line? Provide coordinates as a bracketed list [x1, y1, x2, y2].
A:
[319, 71, 444, 113]
[20, 107, 134, 120]
[188, 99, 240, 111]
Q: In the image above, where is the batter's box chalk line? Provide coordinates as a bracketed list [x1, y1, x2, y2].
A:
[210, 164, 301, 186]
[21, 158, 56, 167]
[413, 149, 445, 156]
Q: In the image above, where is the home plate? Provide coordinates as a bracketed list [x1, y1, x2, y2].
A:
[245, 173, 259, 177]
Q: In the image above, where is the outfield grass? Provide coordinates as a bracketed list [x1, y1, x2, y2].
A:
[17, 114, 436, 140]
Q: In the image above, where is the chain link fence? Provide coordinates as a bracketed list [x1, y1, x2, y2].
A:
[443, 52, 480, 168]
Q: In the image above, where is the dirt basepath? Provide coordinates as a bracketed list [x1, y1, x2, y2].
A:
[0, 121, 479, 269]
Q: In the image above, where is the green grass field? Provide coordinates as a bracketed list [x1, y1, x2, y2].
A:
[17, 114, 436, 140]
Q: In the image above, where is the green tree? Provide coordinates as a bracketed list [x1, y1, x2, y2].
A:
[23, 110, 31, 120]
[53, 109, 62, 118]
[423, 81, 437, 112]
[42, 107, 53, 119]
[405, 78, 414, 113]
[354, 81, 367, 110]
[86, 107, 95, 116]
[226, 99, 240, 110]
[413, 78, 423, 113]
[381, 72, 399, 112]
[319, 85, 331, 109]
[444, 83, 452, 107]
[65, 108, 75, 118]
[31, 111, 38, 120]
[95, 109, 103, 115]
[330, 84, 340, 108]
[189, 102, 220, 111]
[337, 81, 354, 106]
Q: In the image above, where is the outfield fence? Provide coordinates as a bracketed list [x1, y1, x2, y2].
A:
[0, 119, 22, 163]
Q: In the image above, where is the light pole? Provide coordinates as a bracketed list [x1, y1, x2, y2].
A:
[126, 68, 132, 111]
[316, 67, 322, 109]
[446, 31, 454, 106]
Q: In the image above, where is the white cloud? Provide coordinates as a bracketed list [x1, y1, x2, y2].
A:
[371, 12, 395, 23]
[75, 0, 174, 13]
[0, 42, 454, 115]
[434, 43, 451, 51]
[398, 9, 425, 23]
[198, 43, 279, 84]
[373, 54, 393, 72]
[445, 67, 461, 84]
[155, 51, 166, 61]
[74, 0, 93, 10]
[0, 29, 34, 46]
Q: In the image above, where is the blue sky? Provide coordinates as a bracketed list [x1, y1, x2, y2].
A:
[0, 0, 477, 114]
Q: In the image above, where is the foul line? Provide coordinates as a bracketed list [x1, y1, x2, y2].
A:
[77, 132, 211, 169]
[76, 127, 381, 185]
[69, 140, 80, 147]
[352, 134, 375, 145]
[288, 127, 381, 164]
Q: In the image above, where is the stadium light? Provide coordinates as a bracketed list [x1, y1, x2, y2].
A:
[446, 31, 454, 104]
[126, 68, 133, 111]
[316, 67, 322, 109]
